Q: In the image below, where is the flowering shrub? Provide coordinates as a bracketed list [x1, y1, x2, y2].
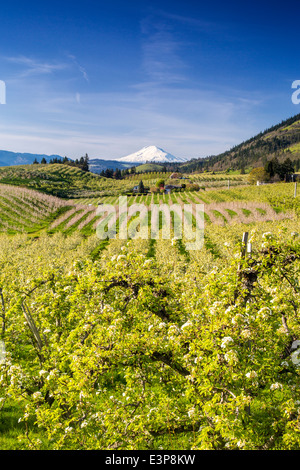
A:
[0, 233, 300, 449]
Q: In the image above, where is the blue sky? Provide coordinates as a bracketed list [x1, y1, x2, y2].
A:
[0, 0, 300, 160]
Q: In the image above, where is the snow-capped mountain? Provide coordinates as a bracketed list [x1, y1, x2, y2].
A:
[117, 146, 188, 164]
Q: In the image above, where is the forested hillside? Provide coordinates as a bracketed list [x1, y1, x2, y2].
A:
[180, 113, 300, 173]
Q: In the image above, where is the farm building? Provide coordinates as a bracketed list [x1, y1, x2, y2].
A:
[164, 184, 182, 193]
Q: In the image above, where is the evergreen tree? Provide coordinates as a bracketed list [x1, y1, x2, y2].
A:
[138, 180, 145, 193]
[281, 157, 294, 180]
[114, 168, 122, 179]
[265, 157, 279, 178]
[104, 168, 114, 178]
[265, 156, 294, 181]
[81, 154, 89, 172]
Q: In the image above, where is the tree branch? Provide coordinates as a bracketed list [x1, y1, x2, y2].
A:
[21, 301, 43, 353]
[0, 287, 5, 338]
[150, 351, 190, 377]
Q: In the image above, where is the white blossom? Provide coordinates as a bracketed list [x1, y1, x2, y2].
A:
[291, 350, 300, 366]
[225, 305, 234, 314]
[181, 320, 193, 330]
[241, 329, 251, 339]
[246, 371, 257, 379]
[168, 325, 180, 334]
[231, 314, 244, 325]
[281, 360, 289, 367]
[224, 350, 238, 364]
[257, 307, 272, 318]
[291, 340, 300, 350]
[221, 336, 234, 348]
[194, 356, 202, 363]
[188, 407, 195, 417]
[270, 383, 282, 391]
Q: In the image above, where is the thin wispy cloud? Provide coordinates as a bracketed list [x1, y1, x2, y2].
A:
[158, 10, 231, 39]
[67, 54, 89, 83]
[3, 53, 89, 85]
[158, 11, 217, 32]
[140, 17, 188, 85]
[4, 55, 67, 77]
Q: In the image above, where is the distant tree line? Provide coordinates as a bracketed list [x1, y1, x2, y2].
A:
[248, 156, 296, 185]
[99, 165, 169, 179]
[264, 156, 295, 180]
[32, 154, 89, 172]
[99, 168, 123, 179]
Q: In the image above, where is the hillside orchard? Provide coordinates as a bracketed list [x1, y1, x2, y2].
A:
[0, 168, 300, 449]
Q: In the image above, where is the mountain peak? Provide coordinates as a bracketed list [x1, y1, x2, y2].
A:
[117, 145, 188, 163]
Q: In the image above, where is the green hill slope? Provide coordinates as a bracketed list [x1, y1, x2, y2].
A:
[0, 163, 135, 198]
[0, 164, 105, 198]
[135, 163, 166, 173]
[0, 183, 103, 236]
[0, 183, 71, 234]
